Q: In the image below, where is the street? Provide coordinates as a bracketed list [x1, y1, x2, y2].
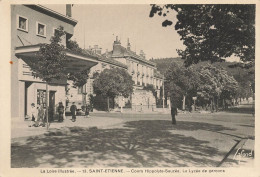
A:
[11, 104, 254, 168]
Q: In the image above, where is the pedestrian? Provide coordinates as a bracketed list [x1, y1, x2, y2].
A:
[171, 106, 178, 125]
[37, 104, 45, 127]
[57, 102, 64, 122]
[70, 102, 77, 122]
[29, 103, 37, 127]
[85, 105, 90, 118]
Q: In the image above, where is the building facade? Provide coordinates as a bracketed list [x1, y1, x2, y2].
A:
[11, 5, 99, 119]
[105, 37, 164, 108]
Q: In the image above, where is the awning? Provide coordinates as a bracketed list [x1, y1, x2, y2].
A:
[15, 44, 98, 73]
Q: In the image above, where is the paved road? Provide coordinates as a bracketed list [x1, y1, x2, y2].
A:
[11, 104, 254, 168]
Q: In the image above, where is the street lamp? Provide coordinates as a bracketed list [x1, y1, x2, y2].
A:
[162, 76, 165, 110]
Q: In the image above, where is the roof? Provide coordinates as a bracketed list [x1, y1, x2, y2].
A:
[107, 45, 156, 67]
[69, 49, 127, 69]
[24, 5, 78, 26]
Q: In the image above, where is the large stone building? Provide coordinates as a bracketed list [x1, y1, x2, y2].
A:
[106, 37, 164, 108]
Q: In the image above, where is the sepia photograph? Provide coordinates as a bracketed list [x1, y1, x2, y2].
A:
[0, 1, 258, 176]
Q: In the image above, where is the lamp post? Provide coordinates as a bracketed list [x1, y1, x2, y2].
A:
[162, 76, 165, 111]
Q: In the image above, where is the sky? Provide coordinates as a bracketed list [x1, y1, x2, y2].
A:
[45, 4, 186, 60]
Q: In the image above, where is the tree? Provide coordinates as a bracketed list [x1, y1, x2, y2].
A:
[150, 4, 255, 66]
[66, 39, 91, 87]
[66, 39, 93, 106]
[93, 68, 134, 111]
[164, 62, 200, 110]
[197, 64, 238, 111]
[30, 26, 66, 129]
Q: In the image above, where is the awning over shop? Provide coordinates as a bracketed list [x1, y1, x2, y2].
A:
[15, 44, 98, 73]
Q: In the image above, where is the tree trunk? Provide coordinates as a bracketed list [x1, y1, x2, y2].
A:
[107, 97, 110, 112]
[46, 83, 49, 130]
[216, 97, 219, 112]
[182, 95, 186, 111]
[211, 98, 213, 113]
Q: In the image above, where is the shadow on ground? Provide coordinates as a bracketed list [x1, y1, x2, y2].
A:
[11, 120, 236, 168]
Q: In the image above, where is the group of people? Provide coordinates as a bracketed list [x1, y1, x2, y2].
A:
[29, 102, 65, 127]
[29, 101, 176, 126]
[69, 102, 91, 122]
[29, 103, 46, 127]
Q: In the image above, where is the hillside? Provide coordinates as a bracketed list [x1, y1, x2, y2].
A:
[151, 57, 183, 74]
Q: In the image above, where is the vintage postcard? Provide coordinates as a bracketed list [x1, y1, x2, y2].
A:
[0, 0, 259, 176]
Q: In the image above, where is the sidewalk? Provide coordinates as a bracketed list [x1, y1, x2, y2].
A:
[11, 115, 124, 139]
[220, 138, 254, 167]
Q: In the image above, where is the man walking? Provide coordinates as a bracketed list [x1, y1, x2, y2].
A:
[70, 102, 77, 122]
[171, 105, 178, 125]
[57, 102, 64, 122]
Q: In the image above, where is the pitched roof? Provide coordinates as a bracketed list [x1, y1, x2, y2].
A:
[80, 49, 127, 69]
[24, 5, 78, 26]
[107, 45, 156, 67]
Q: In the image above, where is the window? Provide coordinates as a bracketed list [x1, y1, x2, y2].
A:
[17, 15, 28, 32]
[78, 86, 83, 94]
[36, 22, 46, 37]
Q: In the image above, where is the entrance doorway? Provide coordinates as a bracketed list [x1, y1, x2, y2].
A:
[24, 81, 33, 118]
[36, 89, 56, 121]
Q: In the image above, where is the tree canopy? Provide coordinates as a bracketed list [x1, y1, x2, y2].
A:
[164, 60, 240, 111]
[31, 26, 67, 82]
[66, 39, 92, 87]
[93, 68, 134, 111]
[93, 68, 134, 98]
[150, 4, 255, 66]
[164, 62, 200, 108]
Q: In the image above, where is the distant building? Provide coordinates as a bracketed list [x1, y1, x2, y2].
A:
[89, 45, 102, 55]
[106, 37, 164, 89]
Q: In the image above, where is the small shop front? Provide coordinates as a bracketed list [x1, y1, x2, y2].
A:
[15, 44, 98, 120]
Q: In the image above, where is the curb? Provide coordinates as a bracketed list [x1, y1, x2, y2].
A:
[218, 138, 254, 167]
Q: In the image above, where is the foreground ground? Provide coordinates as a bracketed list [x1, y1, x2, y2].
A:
[11, 104, 254, 168]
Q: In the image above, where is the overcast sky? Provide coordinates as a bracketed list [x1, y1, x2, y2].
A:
[44, 4, 185, 59]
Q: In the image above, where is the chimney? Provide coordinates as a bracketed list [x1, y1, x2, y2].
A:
[66, 4, 72, 17]
[140, 50, 145, 59]
[105, 49, 108, 57]
[127, 38, 131, 50]
[113, 36, 121, 55]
